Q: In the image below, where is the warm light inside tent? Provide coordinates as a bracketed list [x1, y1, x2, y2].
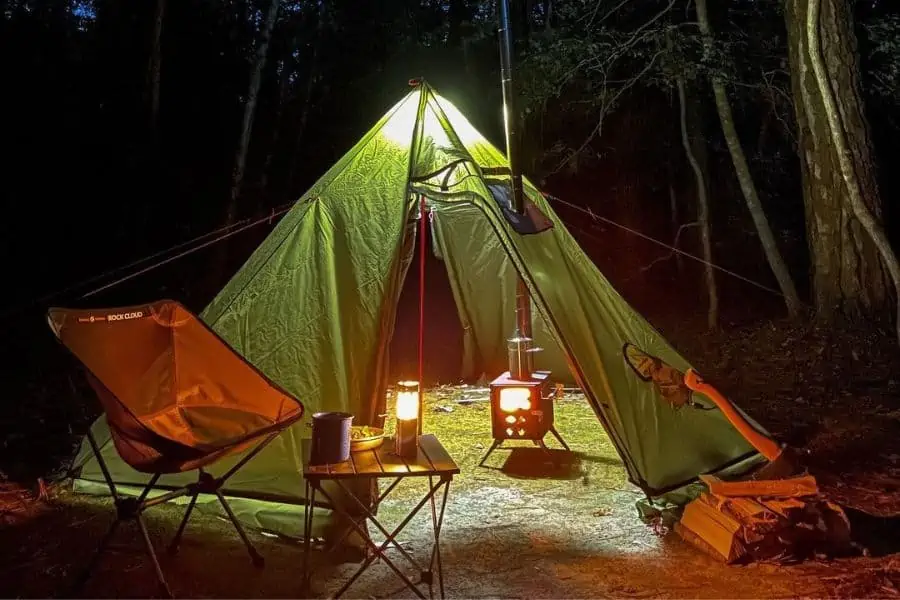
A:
[395, 381, 420, 420]
[380, 88, 484, 148]
[430, 93, 483, 147]
[394, 381, 420, 457]
[380, 94, 420, 144]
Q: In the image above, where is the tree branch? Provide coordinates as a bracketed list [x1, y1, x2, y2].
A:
[584, 0, 630, 30]
[549, 47, 665, 175]
[640, 221, 700, 273]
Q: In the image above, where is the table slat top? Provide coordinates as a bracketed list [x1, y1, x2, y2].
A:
[304, 434, 459, 479]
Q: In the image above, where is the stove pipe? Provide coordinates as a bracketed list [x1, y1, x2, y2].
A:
[498, 0, 534, 377]
[498, 0, 524, 214]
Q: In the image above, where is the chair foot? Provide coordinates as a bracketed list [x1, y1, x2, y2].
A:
[167, 493, 198, 556]
[137, 514, 173, 598]
[215, 491, 266, 568]
[251, 550, 265, 568]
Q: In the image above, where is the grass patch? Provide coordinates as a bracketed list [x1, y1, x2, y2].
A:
[377, 385, 631, 508]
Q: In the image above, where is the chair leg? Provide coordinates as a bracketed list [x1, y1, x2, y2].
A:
[167, 493, 198, 555]
[136, 514, 173, 599]
[65, 517, 120, 598]
[215, 491, 264, 567]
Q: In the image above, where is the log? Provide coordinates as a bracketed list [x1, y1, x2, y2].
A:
[758, 497, 807, 519]
[699, 474, 818, 498]
[679, 475, 853, 564]
[675, 521, 739, 563]
[679, 494, 745, 562]
[723, 497, 782, 536]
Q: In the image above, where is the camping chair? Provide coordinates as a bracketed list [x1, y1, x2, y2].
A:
[47, 300, 304, 598]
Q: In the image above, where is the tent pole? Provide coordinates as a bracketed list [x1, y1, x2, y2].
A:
[498, 0, 534, 373]
[418, 195, 426, 434]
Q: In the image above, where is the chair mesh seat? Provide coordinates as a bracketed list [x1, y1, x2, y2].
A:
[48, 300, 302, 471]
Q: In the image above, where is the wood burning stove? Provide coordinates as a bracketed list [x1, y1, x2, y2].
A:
[478, 369, 570, 467]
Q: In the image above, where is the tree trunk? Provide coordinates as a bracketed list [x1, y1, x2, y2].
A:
[808, 0, 900, 340]
[678, 76, 718, 329]
[695, 0, 803, 319]
[287, 0, 326, 191]
[259, 25, 302, 197]
[227, 0, 282, 224]
[447, 0, 467, 47]
[669, 183, 683, 273]
[147, 0, 165, 140]
[785, 0, 897, 333]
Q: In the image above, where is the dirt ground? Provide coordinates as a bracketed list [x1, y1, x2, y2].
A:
[3, 319, 900, 598]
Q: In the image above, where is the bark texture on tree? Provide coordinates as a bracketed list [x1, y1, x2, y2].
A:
[785, 0, 894, 325]
[227, 0, 282, 223]
[695, 0, 802, 319]
[678, 76, 718, 329]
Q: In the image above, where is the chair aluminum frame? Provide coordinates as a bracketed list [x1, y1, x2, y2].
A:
[70, 421, 299, 598]
[49, 301, 305, 598]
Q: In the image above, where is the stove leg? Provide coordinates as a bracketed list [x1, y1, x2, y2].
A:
[548, 426, 571, 451]
[477, 439, 503, 467]
[536, 438, 553, 460]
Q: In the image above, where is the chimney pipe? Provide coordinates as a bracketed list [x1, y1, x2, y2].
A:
[498, 0, 534, 378]
[498, 0, 524, 214]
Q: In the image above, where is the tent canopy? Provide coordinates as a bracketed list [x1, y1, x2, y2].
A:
[72, 81, 765, 531]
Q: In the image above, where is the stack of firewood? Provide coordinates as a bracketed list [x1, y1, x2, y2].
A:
[676, 473, 853, 564]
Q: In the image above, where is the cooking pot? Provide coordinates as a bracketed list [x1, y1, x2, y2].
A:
[309, 411, 353, 465]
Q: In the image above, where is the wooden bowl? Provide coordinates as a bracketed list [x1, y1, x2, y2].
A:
[350, 426, 385, 452]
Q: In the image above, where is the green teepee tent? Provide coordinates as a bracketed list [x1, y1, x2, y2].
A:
[72, 81, 765, 535]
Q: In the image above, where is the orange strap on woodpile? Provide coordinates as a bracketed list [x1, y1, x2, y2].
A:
[683, 368, 783, 462]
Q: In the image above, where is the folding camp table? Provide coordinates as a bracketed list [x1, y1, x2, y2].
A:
[302, 434, 458, 599]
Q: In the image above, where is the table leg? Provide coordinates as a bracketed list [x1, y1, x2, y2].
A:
[303, 475, 453, 600]
[318, 480, 447, 600]
[428, 476, 437, 599]
[302, 480, 317, 593]
[319, 485, 426, 599]
[428, 476, 451, 600]
[334, 479, 428, 572]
